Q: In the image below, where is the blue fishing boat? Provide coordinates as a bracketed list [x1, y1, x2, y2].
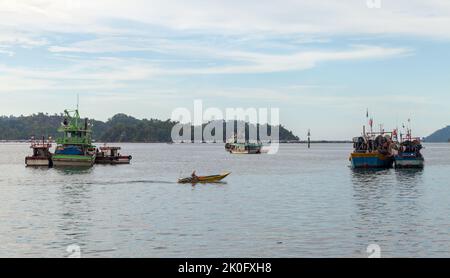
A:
[350, 127, 396, 169]
[394, 125, 424, 168]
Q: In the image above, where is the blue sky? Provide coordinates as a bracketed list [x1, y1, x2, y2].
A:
[1, 0, 450, 139]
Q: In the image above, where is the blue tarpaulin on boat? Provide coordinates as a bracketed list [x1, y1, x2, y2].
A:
[55, 145, 83, 155]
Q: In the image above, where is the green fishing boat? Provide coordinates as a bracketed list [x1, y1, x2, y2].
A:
[52, 109, 96, 167]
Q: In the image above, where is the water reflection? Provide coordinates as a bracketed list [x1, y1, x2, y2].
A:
[350, 167, 424, 256]
[57, 182, 93, 256]
[394, 168, 424, 183]
[2, 143, 449, 257]
[350, 168, 393, 186]
[25, 166, 51, 172]
[393, 168, 423, 219]
[54, 167, 94, 175]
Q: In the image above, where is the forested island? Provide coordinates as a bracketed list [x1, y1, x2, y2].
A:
[0, 113, 300, 143]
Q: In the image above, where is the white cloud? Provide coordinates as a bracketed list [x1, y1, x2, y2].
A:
[0, 0, 448, 138]
[1, 0, 450, 39]
[0, 44, 410, 95]
[0, 49, 14, 56]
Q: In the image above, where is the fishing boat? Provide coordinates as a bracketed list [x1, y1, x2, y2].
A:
[95, 146, 132, 164]
[350, 127, 396, 169]
[225, 135, 262, 154]
[52, 109, 96, 167]
[225, 134, 262, 154]
[394, 125, 424, 168]
[227, 142, 263, 154]
[25, 136, 53, 167]
[178, 172, 231, 184]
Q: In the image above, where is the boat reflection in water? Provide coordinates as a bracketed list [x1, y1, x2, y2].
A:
[350, 166, 424, 256]
[394, 168, 424, 183]
[350, 168, 393, 186]
[58, 179, 94, 254]
[54, 166, 95, 175]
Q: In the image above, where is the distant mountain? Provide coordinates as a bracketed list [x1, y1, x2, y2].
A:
[0, 113, 299, 143]
[424, 126, 450, 142]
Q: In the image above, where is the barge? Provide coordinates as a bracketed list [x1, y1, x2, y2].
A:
[25, 136, 53, 167]
[95, 146, 132, 164]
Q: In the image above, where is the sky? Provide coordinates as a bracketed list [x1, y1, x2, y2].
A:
[0, 0, 450, 140]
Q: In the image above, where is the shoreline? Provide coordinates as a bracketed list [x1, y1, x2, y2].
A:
[1, 140, 444, 144]
[0, 140, 364, 144]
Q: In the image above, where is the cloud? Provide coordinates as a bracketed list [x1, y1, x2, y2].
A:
[0, 49, 14, 56]
[0, 1, 448, 139]
[0, 43, 410, 95]
[173, 44, 412, 74]
[2, 0, 450, 39]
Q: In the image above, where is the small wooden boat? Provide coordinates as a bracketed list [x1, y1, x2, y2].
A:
[178, 172, 231, 184]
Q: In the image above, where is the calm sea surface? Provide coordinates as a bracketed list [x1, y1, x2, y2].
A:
[0, 143, 449, 258]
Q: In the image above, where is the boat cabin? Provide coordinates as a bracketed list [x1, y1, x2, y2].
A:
[99, 146, 121, 157]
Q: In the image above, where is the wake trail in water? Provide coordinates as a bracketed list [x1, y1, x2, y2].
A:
[78, 180, 177, 185]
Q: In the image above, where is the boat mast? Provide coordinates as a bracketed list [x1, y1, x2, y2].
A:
[407, 118, 412, 140]
[76, 94, 79, 127]
[307, 129, 311, 149]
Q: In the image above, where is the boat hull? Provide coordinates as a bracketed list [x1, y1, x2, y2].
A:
[394, 156, 424, 168]
[178, 172, 231, 184]
[350, 153, 394, 169]
[227, 142, 262, 154]
[95, 156, 132, 165]
[25, 157, 51, 167]
[229, 150, 261, 154]
[52, 154, 95, 167]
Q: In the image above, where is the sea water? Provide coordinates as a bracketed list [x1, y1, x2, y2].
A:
[0, 143, 449, 258]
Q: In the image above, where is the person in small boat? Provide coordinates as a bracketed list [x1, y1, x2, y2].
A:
[191, 170, 199, 181]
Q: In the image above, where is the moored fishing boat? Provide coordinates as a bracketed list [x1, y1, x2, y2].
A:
[95, 146, 132, 164]
[394, 124, 424, 168]
[225, 134, 263, 154]
[228, 142, 263, 154]
[52, 109, 96, 167]
[350, 127, 396, 169]
[25, 136, 53, 167]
